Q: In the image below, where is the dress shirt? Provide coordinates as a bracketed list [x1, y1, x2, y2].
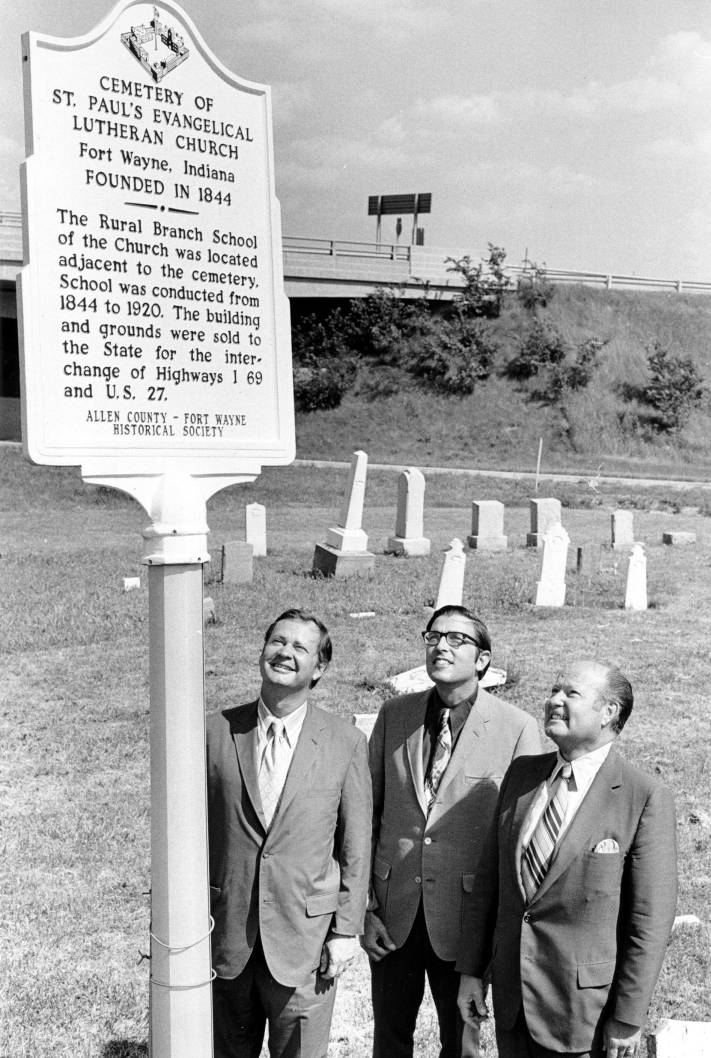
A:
[520, 741, 613, 851]
[422, 688, 475, 773]
[256, 697, 308, 776]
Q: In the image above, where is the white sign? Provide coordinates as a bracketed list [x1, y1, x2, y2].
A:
[20, 0, 294, 469]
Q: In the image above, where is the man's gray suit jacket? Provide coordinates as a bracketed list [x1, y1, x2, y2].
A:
[456, 749, 678, 1052]
[206, 701, 372, 988]
[368, 686, 541, 961]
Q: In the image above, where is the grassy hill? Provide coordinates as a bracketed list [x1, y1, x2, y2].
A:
[295, 284, 711, 479]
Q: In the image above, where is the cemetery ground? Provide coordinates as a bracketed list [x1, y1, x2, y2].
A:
[2, 446, 710, 1057]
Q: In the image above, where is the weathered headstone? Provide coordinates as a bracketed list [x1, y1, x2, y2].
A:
[435, 538, 466, 610]
[624, 543, 647, 611]
[222, 540, 253, 583]
[535, 523, 570, 606]
[646, 1020, 711, 1058]
[203, 596, 216, 624]
[611, 509, 634, 549]
[312, 450, 375, 577]
[384, 663, 507, 697]
[352, 713, 378, 738]
[662, 531, 696, 546]
[467, 500, 507, 551]
[527, 498, 562, 548]
[245, 502, 267, 557]
[123, 576, 141, 591]
[386, 467, 430, 556]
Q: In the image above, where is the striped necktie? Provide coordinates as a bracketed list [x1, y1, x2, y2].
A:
[521, 762, 573, 903]
[425, 708, 451, 811]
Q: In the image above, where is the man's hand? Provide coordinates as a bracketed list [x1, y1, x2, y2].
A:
[603, 1018, 641, 1057]
[457, 975, 489, 1027]
[318, 934, 359, 979]
[360, 910, 397, 962]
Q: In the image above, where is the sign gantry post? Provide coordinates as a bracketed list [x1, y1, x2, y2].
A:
[20, 3, 295, 1054]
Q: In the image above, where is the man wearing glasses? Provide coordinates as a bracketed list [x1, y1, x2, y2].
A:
[363, 604, 540, 1058]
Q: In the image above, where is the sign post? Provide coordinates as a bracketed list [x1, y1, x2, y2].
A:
[19, 3, 295, 1054]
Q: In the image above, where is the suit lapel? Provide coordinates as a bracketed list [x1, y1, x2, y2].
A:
[270, 703, 322, 823]
[230, 701, 267, 832]
[405, 691, 431, 817]
[532, 748, 623, 902]
[433, 689, 490, 803]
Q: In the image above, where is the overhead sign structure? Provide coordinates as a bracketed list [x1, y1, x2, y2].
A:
[367, 193, 431, 245]
[19, 5, 296, 1058]
[20, 0, 294, 475]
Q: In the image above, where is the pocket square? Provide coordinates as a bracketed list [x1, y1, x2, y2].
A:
[592, 838, 619, 854]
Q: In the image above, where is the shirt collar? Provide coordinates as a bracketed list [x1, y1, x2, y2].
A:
[258, 697, 308, 747]
[554, 741, 612, 786]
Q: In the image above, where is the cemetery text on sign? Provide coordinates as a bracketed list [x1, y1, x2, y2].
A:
[20, 0, 294, 467]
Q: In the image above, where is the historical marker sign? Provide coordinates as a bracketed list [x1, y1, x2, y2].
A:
[20, 0, 294, 469]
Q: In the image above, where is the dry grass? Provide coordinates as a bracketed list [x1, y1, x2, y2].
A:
[1, 443, 709, 1057]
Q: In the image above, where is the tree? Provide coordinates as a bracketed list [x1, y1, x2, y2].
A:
[642, 342, 705, 431]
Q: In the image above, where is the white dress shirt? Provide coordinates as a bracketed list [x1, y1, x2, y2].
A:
[521, 741, 613, 851]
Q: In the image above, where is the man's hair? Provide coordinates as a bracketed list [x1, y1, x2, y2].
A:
[263, 608, 333, 667]
[599, 663, 634, 733]
[425, 605, 492, 676]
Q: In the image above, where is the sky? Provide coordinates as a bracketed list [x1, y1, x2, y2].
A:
[2, 0, 711, 279]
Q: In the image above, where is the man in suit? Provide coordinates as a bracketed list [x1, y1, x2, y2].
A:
[363, 604, 541, 1058]
[457, 659, 678, 1058]
[206, 608, 372, 1058]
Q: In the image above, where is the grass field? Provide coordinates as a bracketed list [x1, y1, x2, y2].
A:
[1, 443, 709, 1057]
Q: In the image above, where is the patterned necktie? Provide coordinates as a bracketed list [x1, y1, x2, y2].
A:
[258, 718, 290, 827]
[521, 762, 573, 903]
[425, 708, 451, 811]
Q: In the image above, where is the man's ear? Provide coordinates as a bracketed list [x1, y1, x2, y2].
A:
[310, 660, 328, 687]
[600, 699, 620, 729]
[475, 650, 491, 674]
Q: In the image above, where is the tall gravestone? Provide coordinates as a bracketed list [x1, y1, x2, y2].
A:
[386, 467, 430, 556]
[19, 4, 295, 1056]
[312, 450, 375, 576]
[245, 501, 267, 556]
[624, 543, 647, 610]
[535, 523, 570, 606]
[467, 500, 507, 551]
[527, 497, 562, 548]
[434, 538, 466, 610]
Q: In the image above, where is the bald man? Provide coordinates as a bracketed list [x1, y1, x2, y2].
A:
[457, 660, 677, 1058]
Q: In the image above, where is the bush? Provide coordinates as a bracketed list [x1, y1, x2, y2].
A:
[291, 310, 358, 411]
[446, 244, 511, 319]
[641, 341, 706, 431]
[404, 315, 497, 395]
[516, 262, 556, 312]
[507, 320, 567, 381]
[343, 288, 428, 364]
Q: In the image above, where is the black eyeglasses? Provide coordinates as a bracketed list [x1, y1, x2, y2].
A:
[422, 630, 478, 649]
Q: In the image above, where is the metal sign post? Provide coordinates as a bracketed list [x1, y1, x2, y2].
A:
[19, 3, 295, 1054]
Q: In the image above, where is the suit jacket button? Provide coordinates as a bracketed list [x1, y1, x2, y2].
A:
[424, 837, 432, 845]
[415, 876, 422, 885]
[523, 911, 531, 922]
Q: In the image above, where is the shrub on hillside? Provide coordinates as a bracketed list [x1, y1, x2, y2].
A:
[508, 322, 605, 402]
[445, 244, 511, 319]
[343, 288, 428, 364]
[404, 315, 496, 395]
[507, 320, 567, 380]
[291, 310, 358, 411]
[641, 341, 706, 431]
[516, 262, 556, 312]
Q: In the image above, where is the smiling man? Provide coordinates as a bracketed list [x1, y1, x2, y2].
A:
[457, 660, 678, 1058]
[364, 605, 540, 1058]
[206, 609, 371, 1058]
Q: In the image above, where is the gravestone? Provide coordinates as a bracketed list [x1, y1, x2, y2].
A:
[203, 597, 216, 624]
[527, 498, 562, 548]
[535, 523, 570, 606]
[312, 450, 375, 577]
[222, 540, 253, 583]
[386, 467, 430, 556]
[467, 500, 507, 551]
[352, 714, 378, 738]
[646, 1020, 711, 1058]
[624, 543, 647, 611]
[435, 538, 466, 610]
[662, 531, 696, 546]
[245, 502, 267, 557]
[123, 576, 141, 592]
[611, 509, 634, 549]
